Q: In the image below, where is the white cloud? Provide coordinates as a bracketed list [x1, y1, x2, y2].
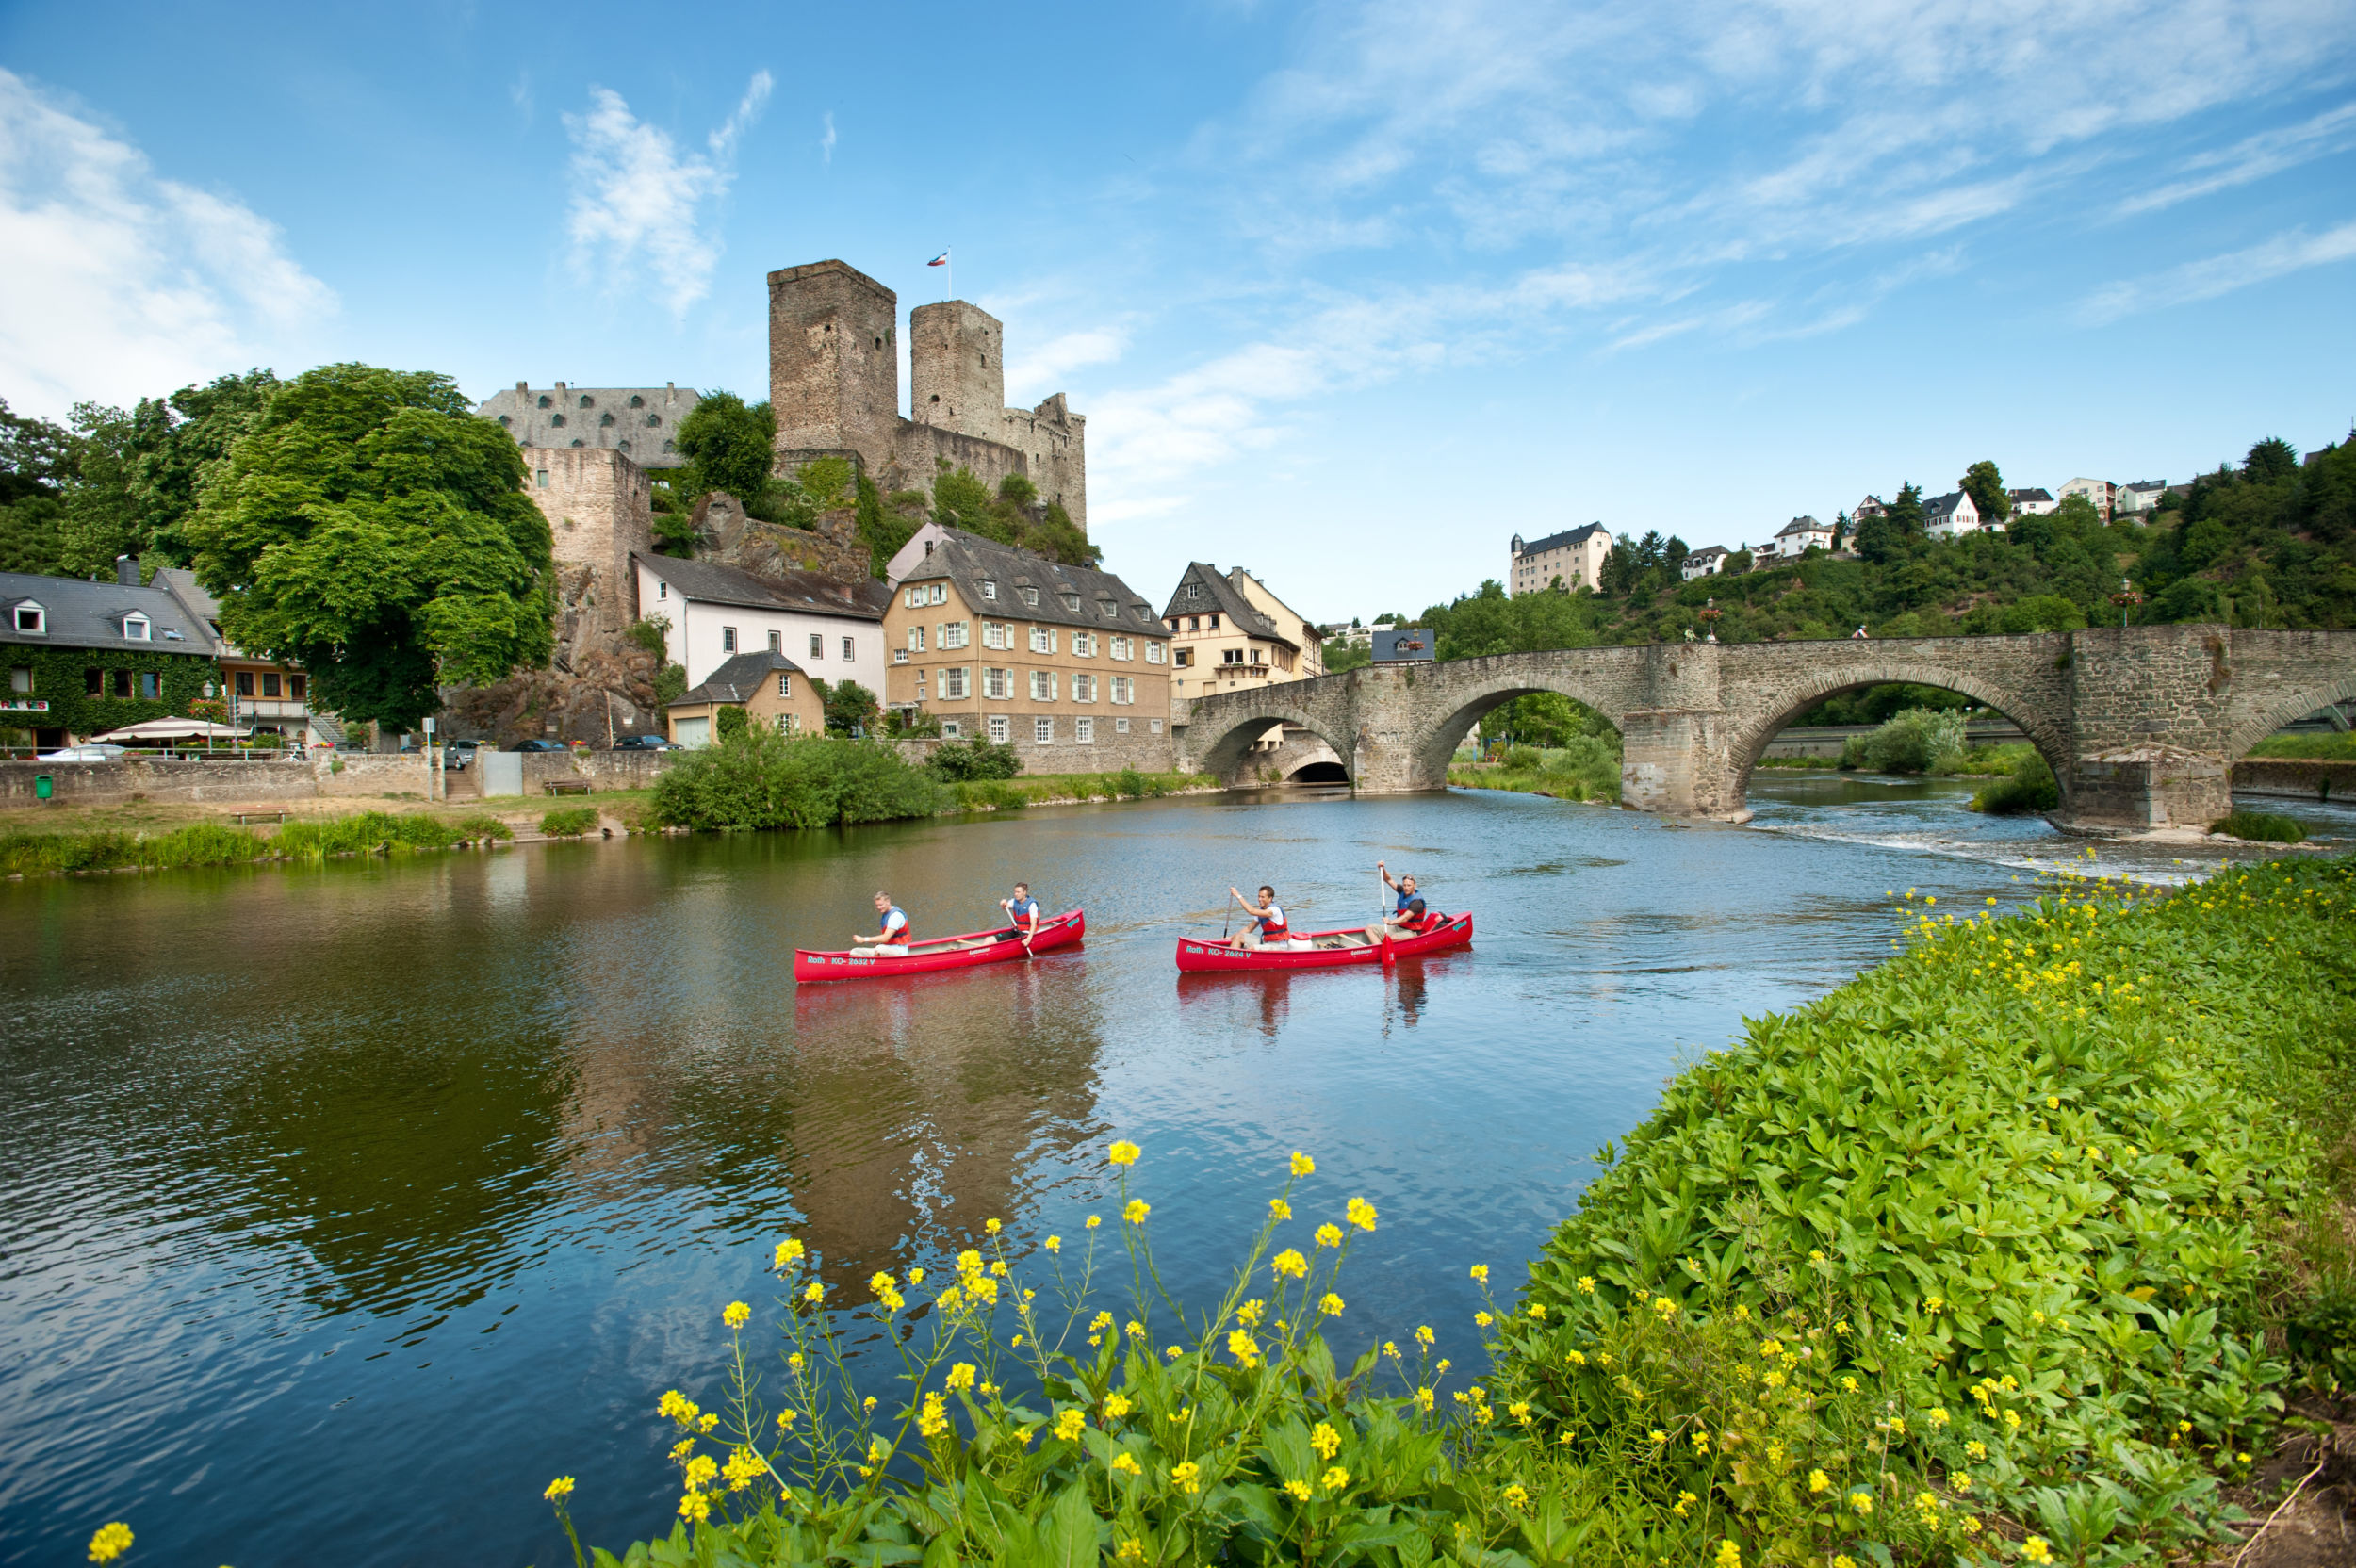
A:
[563, 70, 772, 316]
[2078, 219, 2356, 323]
[0, 68, 336, 418]
[2115, 100, 2356, 217]
[1005, 327, 1128, 402]
[820, 111, 836, 165]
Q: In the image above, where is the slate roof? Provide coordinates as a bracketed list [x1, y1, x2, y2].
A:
[2007, 488, 2055, 505]
[894, 529, 1160, 634]
[1513, 523, 1609, 558]
[1685, 545, 1730, 561]
[670, 649, 810, 708]
[1372, 627, 1435, 662]
[477, 384, 698, 468]
[634, 553, 889, 621]
[1159, 563, 1295, 650]
[0, 569, 216, 655]
[1924, 491, 1971, 520]
[1775, 515, 1827, 537]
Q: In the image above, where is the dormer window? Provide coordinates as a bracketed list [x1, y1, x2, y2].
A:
[12, 602, 44, 635]
[1020, 586, 1039, 608]
[629, 394, 645, 408]
[1060, 592, 1081, 612]
[980, 580, 997, 600]
[537, 394, 552, 408]
[579, 394, 594, 408]
[123, 612, 151, 641]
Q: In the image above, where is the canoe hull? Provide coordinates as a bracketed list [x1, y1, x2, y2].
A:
[794, 909, 1085, 984]
[1173, 912, 1472, 973]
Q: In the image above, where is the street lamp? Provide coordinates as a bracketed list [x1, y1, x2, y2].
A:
[2108, 578, 2144, 629]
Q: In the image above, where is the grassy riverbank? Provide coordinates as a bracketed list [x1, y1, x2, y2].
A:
[1448, 737, 1623, 803]
[549, 857, 2354, 1568]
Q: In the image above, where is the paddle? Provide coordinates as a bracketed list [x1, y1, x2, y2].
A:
[1380, 865, 1398, 966]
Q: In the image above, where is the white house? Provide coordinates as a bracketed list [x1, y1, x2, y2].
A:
[1507, 524, 1613, 596]
[1853, 496, 1888, 521]
[1681, 545, 1731, 580]
[633, 553, 889, 694]
[1923, 491, 1988, 540]
[1762, 515, 1834, 560]
[2007, 488, 2057, 516]
[2059, 478, 2117, 520]
[2117, 480, 2169, 515]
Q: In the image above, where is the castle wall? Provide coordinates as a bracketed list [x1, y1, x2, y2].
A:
[909, 301, 1005, 441]
[768, 260, 901, 466]
[997, 395, 1088, 527]
[524, 446, 654, 645]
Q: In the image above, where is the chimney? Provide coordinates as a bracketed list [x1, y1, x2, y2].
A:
[515, 381, 528, 392]
[115, 554, 140, 587]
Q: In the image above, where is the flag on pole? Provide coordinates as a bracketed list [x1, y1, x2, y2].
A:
[927, 251, 950, 267]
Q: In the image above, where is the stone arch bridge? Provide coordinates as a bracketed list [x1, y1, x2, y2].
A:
[1175, 627, 2356, 833]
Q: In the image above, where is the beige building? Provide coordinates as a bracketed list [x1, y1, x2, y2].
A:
[1160, 564, 1324, 721]
[666, 650, 826, 747]
[1509, 524, 1612, 595]
[882, 529, 1172, 770]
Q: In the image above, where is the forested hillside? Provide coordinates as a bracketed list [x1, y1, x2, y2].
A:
[1413, 433, 2356, 658]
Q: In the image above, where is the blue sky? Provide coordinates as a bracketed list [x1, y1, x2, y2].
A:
[3, 0, 2353, 620]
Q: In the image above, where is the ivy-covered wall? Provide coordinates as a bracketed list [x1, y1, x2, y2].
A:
[1, 643, 219, 737]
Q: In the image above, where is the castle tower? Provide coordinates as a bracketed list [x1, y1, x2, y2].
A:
[768, 260, 900, 473]
[908, 300, 1006, 443]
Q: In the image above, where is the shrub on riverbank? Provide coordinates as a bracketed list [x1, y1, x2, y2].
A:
[1969, 748, 2060, 814]
[1839, 706, 1966, 774]
[0, 810, 478, 876]
[567, 858, 2355, 1568]
[650, 729, 943, 831]
[540, 807, 598, 838]
[1448, 734, 1623, 802]
[2211, 809, 2308, 843]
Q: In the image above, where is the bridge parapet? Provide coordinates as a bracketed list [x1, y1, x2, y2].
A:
[1179, 627, 2355, 833]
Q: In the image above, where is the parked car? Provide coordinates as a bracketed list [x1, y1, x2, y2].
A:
[35, 743, 128, 762]
[511, 739, 565, 752]
[612, 734, 676, 751]
[399, 739, 472, 769]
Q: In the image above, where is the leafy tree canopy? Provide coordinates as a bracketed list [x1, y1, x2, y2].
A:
[185, 363, 554, 730]
[1960, 460, 2009, 521]
[926, 463, 1101, 567]
[673, 392, 779, 512]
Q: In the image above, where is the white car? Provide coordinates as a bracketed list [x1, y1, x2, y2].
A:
[37, 743, 128, 762]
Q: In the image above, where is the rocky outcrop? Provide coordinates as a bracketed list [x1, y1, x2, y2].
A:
[693, 492, 873, 582]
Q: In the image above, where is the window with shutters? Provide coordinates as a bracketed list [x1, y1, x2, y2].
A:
[982, 621, 1008, 650]
[940, 667, 969, 699]
[1110, 637, 1132, 661]
[1028, 626, 1053, 654]
[941, 621, 969, 649]
[983, 668, 1010, 700]
[1111, 677, 1132, 705]
[1029, 670, 1055, 701]
[1145, 642, 1167, 664]
[1072, 674, 1095, 703]
[908, 626, 925, 652]
[929, 584, 947, 605]
[1072, 632, 1094, 657]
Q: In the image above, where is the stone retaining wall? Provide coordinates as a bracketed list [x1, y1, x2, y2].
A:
[2231, 757, 2355, 801]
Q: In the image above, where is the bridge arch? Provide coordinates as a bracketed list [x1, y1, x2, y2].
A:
[2222, 670, 2356, 763]
[1726, 661, 2073, 808]
[1409, 670, 1633, 785]
[1186, 702, 1353, 787]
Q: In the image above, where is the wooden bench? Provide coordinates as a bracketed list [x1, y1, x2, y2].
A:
[543, 778, 593, 796]
[230, 810, 286, 825]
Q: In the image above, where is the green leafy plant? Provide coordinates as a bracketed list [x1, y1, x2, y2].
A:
[929, 738, 1023, 782]
[651, 727, 942, 831]
[540, 807, 598, 838]
[1969, 750, 2060, 814]
[2210, 810, 2307, 843]
[455, 813, 514, 841]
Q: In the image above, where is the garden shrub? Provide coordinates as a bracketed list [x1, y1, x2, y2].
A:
[929, 737, 1023, 781]
[2210, 810, 2307, 843]
[455, 814, 514, 841]
[1968, 749, 2060, 814]
[1841, 707, 1967, 775]
[540, 807, 598, 838]
[653, 727, 942, 831]
[274, 810, 460, 858]
[715, 705, 750, 742]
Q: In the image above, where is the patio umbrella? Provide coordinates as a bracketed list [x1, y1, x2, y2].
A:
[90, 718, 252, 742]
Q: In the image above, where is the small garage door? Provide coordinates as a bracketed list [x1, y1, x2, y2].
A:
[674, 716, 711, 749]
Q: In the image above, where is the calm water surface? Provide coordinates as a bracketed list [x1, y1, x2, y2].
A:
[0, 778, 2334, 1566]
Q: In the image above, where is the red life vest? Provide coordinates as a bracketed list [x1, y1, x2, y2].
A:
[1253, 905, 1289, 939]
[883, 906, 912, 944]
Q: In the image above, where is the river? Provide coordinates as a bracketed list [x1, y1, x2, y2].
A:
[0, 776, 2343, 1566]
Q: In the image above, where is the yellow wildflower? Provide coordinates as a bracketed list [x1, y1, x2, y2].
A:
[1345, 1196, 1378, 1232]
[1502, 1483, 1530, 1510]
[1238, 1298, 1265, 1326]
[1111, 1451, 1142, 1477]
[1053, 1409, 1086, 1441]
[1284, 1478, 1313, 1502]
[1673, 1490, 1696, 1516]
[678, 1489, 712, 1524]
[1966, 1441, 1987, 1460]
[1808, 1469, 1829, 1493]
[1319, 1291, 1346, 1316]
[1714, 1541, 1741, 1568]
[986, 1217, 1003, 1234]
[87, 1523, 135, 1561]
[545, 1476, 576, 1501]
[777, 1410, 797, 1429]
[1315, 1222, 1343, 1248]
[1108, 1139, 1141, 1167]
[946, 1362, 977, 1392]
[1528, 1301, 1547, 1320]
[804, 1282, 824, 1302]
[1290, 1151, 1316, 1176]
[1124, 1199, 1151, 1225]
[1045, 1234, 1061, 1252]
[1474, 1311, 1492, 1326]
[1272, 1249, 1308, 1280]
[1321, 1465, 1350, 1493]
[774, 1238, 806, 1269]
[1173, 1460, 1203, 1494]
[1104, 1393, 1133, 1420]
[1116, 1539, 1143, 1562]
[1269, 1197, 1292, 1221]
[1415, 1324, 1434, 1347]
[1565, 1348, 1586, 1366]
[1850, 1492, 1874, 1516]
[1575, 1275, 1595, 1294]
[1227, 1330, 1261, 1368]
[2021, 1538, 2053, 1564]
[1086, 1215, 1102, 1229]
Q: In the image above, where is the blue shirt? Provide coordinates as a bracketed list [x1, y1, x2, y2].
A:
[1007, 895, 1039, 923]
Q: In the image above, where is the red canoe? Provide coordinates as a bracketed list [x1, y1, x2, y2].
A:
[1173, 912, 1473, 973]
[794, 908, 1086, 984]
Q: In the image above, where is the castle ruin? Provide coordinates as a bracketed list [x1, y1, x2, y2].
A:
[767, 259, 1088, 530]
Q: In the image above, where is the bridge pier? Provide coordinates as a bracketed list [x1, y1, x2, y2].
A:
[1619, 710, 1744, 820]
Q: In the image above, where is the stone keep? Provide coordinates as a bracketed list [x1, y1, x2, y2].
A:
[768, 259, 1088, 529]
[524, 446, 653, 654]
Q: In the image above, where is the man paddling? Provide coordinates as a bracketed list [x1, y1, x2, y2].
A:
[998, 882, 1042, 945]
[1368, 860, 1429, 940]
[1228, 885, 1309, 950]
[851, 891, 913, 957]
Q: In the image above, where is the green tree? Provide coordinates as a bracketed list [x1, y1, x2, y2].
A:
[1960, 460, 2009, 522]
[673, 392, 778, 510]
[2244, 435, 2299, 485]
[811, 678, 880, 737]
[0, 397, 74, 575]
[185, 363, 556, 730]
